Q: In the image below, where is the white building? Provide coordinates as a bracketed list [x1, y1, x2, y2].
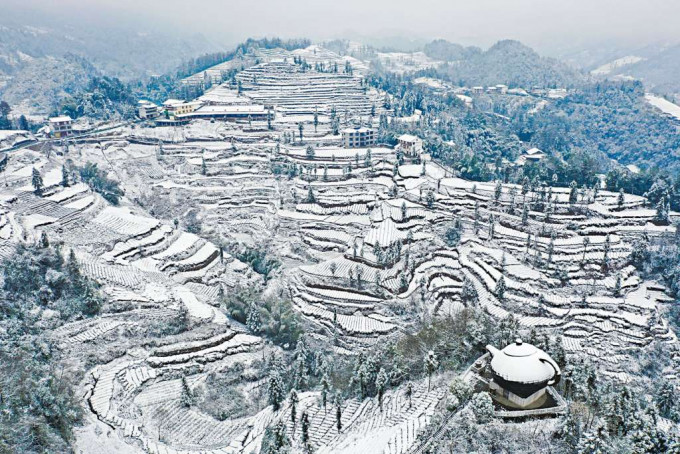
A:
[341, 127, 375, 148]
[189, 105, 271, 121]
[137, 100, 160, 119]
[48, 116, 73, 138]
[162, 99, 202, 117]
[486, 339, 561, 410]
[396, 134, 423, 157]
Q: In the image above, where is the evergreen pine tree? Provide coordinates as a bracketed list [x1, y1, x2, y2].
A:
[301, 411, 310, 444]
[335, 395, 342, 432]
[289, 389, 299, 426]
[376, 367, 388, 411]
[246, 303, 261, 333]
[32, 167, 44, 196]
[495, 276, 507, 301]
[424, 350, 438, 391]
[268, 371, 284, 411]
[321, 372, 330, 412]
[180, 376, 193, 408]
[39, 231, 49, 248]
[61, 164, 70, 187]
[306, 185, 315, 203]
[569, 181, 578, 205]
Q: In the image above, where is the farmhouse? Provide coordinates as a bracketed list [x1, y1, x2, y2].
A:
[396, 133, 423, 157]
[342, 126, 375, 148]
[515, 147, 546, 166]
[48, 116, 73, 138]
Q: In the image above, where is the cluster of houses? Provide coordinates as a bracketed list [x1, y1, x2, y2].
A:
[137, 99, 271, 125]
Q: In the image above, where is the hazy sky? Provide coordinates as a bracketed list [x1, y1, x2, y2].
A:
[5, 0, 680, 54]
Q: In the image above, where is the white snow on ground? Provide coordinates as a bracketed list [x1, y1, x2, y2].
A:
[645, 94, 680, 120]
[173, 285, 223, 323]
[591, 56, 645, 75]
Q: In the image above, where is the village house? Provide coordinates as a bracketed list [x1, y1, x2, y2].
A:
[515, 147, 546, 166]
[48, 116, 73, 138]
[137, 100, 160, 119]
[162, 99, 203, 118]
[341, 127, 375, 148]
[396, 134, 423, 157]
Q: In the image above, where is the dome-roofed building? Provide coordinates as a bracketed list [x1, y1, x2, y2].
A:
[485, 338, 561, 410]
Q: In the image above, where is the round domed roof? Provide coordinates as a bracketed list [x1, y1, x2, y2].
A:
[486, 338, 561, 385]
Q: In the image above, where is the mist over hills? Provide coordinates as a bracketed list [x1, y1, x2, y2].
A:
[424, 39, 584, 88]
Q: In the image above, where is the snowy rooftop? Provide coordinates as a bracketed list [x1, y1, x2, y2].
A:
[192, 105, 267, 114]
[48, 116, 71, 123]
[398, 134, 421, 142]
[342, 127, 373, 134]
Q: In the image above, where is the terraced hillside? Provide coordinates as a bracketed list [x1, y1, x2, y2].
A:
[2, 56, 679, 454]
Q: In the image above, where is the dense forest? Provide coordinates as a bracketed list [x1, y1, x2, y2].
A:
[425, 40, 583, 89]
[0, 242, 103, 452]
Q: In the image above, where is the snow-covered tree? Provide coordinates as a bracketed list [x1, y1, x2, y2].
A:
[470, 391, 494, 424]
[61, 164, 70, 187]
[268, 371, 285, 411]
[306, 185, 315, 203]
[405, 382, 413, 408]
[32, 168, 44, 196]
[376, 367, 388, 411]
[321, 372, 331, 412]
[289, 389, 299, 426]
[494, 276, 507, 301]
[461, 277, 478, 306]
[246, 303, 261, 334]
[335, 394, 343, 432]
[180, 376, 194, 408]
[424, 350, 439, 391]
[655, 196, 670, 224]
[569, 180, 578, 205]
[576, 426, 609, 454]
[301, 410, 310, 444]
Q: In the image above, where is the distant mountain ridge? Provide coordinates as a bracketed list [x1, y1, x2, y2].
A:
[0, 14, 219, 115]
[425, 39, 584, 88]
[0, 21, 217, 80]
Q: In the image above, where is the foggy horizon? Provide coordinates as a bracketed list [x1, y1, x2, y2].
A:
[3, 0, 680, 56]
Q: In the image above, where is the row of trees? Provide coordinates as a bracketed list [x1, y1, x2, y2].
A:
[31, 161, 124, 205]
